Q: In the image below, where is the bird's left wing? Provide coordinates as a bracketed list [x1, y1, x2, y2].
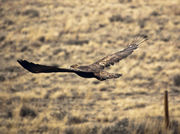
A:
[17, 59, 75, 73]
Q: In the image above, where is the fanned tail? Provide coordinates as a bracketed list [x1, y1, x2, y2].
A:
[95, 71, 122, 81]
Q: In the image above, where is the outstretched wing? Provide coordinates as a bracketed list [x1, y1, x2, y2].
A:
[17, 59, 75, 73]
[91, 37, 147, 70]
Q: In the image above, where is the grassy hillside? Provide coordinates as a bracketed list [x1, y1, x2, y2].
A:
[0, 0, 180, 133]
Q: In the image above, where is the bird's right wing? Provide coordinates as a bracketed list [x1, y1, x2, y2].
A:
[91, 37, 147, 70]
[17, 59, 75, 73]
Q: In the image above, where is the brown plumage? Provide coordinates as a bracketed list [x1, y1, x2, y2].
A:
[17, 37, 147, 81]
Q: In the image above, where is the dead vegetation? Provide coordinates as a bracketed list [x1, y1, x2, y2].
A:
[0, 0, 180, 133]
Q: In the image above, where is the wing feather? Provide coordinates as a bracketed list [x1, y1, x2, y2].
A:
[91, 37, 147, 69]
[17, 59, 75, 73]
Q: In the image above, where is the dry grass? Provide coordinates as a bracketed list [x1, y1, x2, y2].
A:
[0, 0, 180, 133]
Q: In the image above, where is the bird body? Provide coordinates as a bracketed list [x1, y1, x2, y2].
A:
[17, 37, 147, 81]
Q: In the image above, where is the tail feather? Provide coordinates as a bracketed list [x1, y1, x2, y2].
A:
[95, 71, 122, 81]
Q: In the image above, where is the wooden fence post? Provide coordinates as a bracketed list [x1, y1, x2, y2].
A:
[164, 90, 170, 129]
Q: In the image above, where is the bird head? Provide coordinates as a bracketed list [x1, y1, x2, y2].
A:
[70, 64, 79, 69]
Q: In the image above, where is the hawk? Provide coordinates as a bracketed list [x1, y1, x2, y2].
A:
[17, 37, 147, 81]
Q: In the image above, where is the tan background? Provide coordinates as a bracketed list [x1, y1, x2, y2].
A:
[0, 0, 180, 133]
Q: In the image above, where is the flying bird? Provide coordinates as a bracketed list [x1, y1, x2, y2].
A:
[17, 37, 147, 81]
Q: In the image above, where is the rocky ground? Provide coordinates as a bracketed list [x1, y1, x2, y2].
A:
[0, 0, 180, 133]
